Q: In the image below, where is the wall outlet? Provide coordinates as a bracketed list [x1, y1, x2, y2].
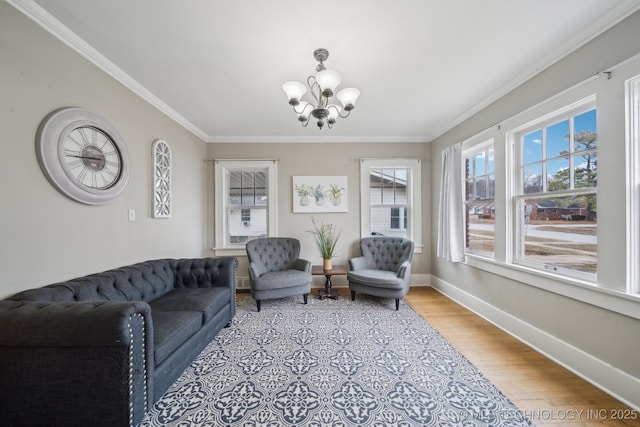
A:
[128, 209, 136, 222]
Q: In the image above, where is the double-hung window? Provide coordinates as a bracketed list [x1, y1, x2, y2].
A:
[360, 158, 422, 253]
[214, 160, 277, 252]
[463, 140, 495, 258]
[510, 97, 597, 279]
[626, 73, 640, 294]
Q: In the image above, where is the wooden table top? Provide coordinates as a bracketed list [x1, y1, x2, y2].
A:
[311, 265, 347, 275]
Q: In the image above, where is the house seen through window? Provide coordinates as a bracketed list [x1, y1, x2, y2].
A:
[512, 100, 597, 278]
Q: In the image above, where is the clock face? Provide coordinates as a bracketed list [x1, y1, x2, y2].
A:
[36, 108, 130, 205]
[62, 126, 122, 190]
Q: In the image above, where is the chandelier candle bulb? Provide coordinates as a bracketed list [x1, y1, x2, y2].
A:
[283, 48, 360, 129]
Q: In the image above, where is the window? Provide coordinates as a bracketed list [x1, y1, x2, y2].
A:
[463, 140, 495, 257]
[626, 73, 640, 294]
[510, 97, 597, 280]
[214, 160, 277, 252]
[360, 158, 422, 252]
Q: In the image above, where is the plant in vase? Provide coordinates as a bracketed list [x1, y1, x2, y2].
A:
[327, 183, 345, 206]
[313, 184, 326, 206]
[309, 216, 340, 270]
[295, 183, 311, 206]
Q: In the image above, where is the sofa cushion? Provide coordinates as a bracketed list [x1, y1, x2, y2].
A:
[251, 269, 311, 291]
[347, 269, 404, 290]
[149, 288, 230, 325]
[152, 310, 202, 364]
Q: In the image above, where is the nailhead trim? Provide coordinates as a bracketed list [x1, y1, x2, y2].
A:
[128, 314, 147, 427]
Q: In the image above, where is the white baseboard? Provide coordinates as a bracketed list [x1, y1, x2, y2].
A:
[430, 275, 640, 411]
[237, 273, 431, 290]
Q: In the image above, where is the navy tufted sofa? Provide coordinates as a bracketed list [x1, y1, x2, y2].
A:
[347, 237, 414, 310]
[0, 257, 238, 427]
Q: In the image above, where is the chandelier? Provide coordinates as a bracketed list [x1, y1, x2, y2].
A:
[282, 48, 360, 130]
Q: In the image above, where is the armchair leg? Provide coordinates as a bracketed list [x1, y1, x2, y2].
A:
[395, 299, 400, 310]
[350, 290, 356, 301]
[303, 294, 308, 305]
[256, 300, 261, 312]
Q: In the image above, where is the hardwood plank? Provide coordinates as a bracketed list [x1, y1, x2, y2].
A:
[404, 287, 640, 426]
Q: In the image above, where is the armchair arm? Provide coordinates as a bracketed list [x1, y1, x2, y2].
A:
[396, 261, 412, 281]
[249, 261, 268, 279]
[349, 256, 368, 271]
[291, 258, 311, 272]
[0, 300, 153, 426]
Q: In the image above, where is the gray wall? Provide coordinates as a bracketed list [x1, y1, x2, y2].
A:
[0, 3, 208, 298]
[205, 142, 430, 288]
[430, 10, 640, 407]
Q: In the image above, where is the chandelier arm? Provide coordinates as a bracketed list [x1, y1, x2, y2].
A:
[293, 103, 313, 115]
[300, 118, 310, 127]
[307, 76, 321, 104]
[338, 109, 352, 119]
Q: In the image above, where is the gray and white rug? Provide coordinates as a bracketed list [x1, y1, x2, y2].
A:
[141, 294, 532, 426]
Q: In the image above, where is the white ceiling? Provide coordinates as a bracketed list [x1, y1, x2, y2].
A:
[10, 0, 640, 143]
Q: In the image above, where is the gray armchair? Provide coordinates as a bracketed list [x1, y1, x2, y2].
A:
[347, 237, 414, 310]
[246, 237, 312, 311]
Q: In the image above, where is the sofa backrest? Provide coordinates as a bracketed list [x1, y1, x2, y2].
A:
[8, 260, 175, 303]
[359, 237, 414, 272]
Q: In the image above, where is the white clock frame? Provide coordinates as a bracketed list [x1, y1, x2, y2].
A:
[36, 107, 130, 205]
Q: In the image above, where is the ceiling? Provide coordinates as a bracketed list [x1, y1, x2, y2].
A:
[10, 0, 640, 143]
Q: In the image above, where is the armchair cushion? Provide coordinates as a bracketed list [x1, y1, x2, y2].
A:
[250, 270, 313, 291]
[346, 269, 404, 289]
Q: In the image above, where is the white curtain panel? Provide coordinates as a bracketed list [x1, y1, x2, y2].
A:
[437, 142, 465, 262]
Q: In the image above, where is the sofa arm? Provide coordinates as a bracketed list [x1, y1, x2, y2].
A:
[291, 258, 311, 273]
[0, 300, 153, 427]
[349, 256, 368, 271]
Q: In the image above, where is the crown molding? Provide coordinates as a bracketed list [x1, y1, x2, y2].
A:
[7, 0, 208, 142]
[205, 135, 429, 144]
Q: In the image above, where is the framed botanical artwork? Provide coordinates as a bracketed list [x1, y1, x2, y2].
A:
[293, 176, 347, 213]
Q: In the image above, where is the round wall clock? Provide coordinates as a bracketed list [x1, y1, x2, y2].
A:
[36, 107, 130, 205]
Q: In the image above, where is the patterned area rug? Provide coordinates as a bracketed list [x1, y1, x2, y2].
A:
[141, 295, 532, 426]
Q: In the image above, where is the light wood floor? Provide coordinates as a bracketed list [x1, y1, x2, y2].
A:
[403, 287, 640, 427]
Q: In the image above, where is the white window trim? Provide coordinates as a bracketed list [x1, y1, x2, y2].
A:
[214, 160, 278, 256]
[506, 95, 597, 282]
[626, 74, 640, 294]
[462, 136, 496, 259]
[360, 158, 422, 253]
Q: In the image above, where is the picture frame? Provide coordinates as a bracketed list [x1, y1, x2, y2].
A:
[292, 176, 347, 213]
